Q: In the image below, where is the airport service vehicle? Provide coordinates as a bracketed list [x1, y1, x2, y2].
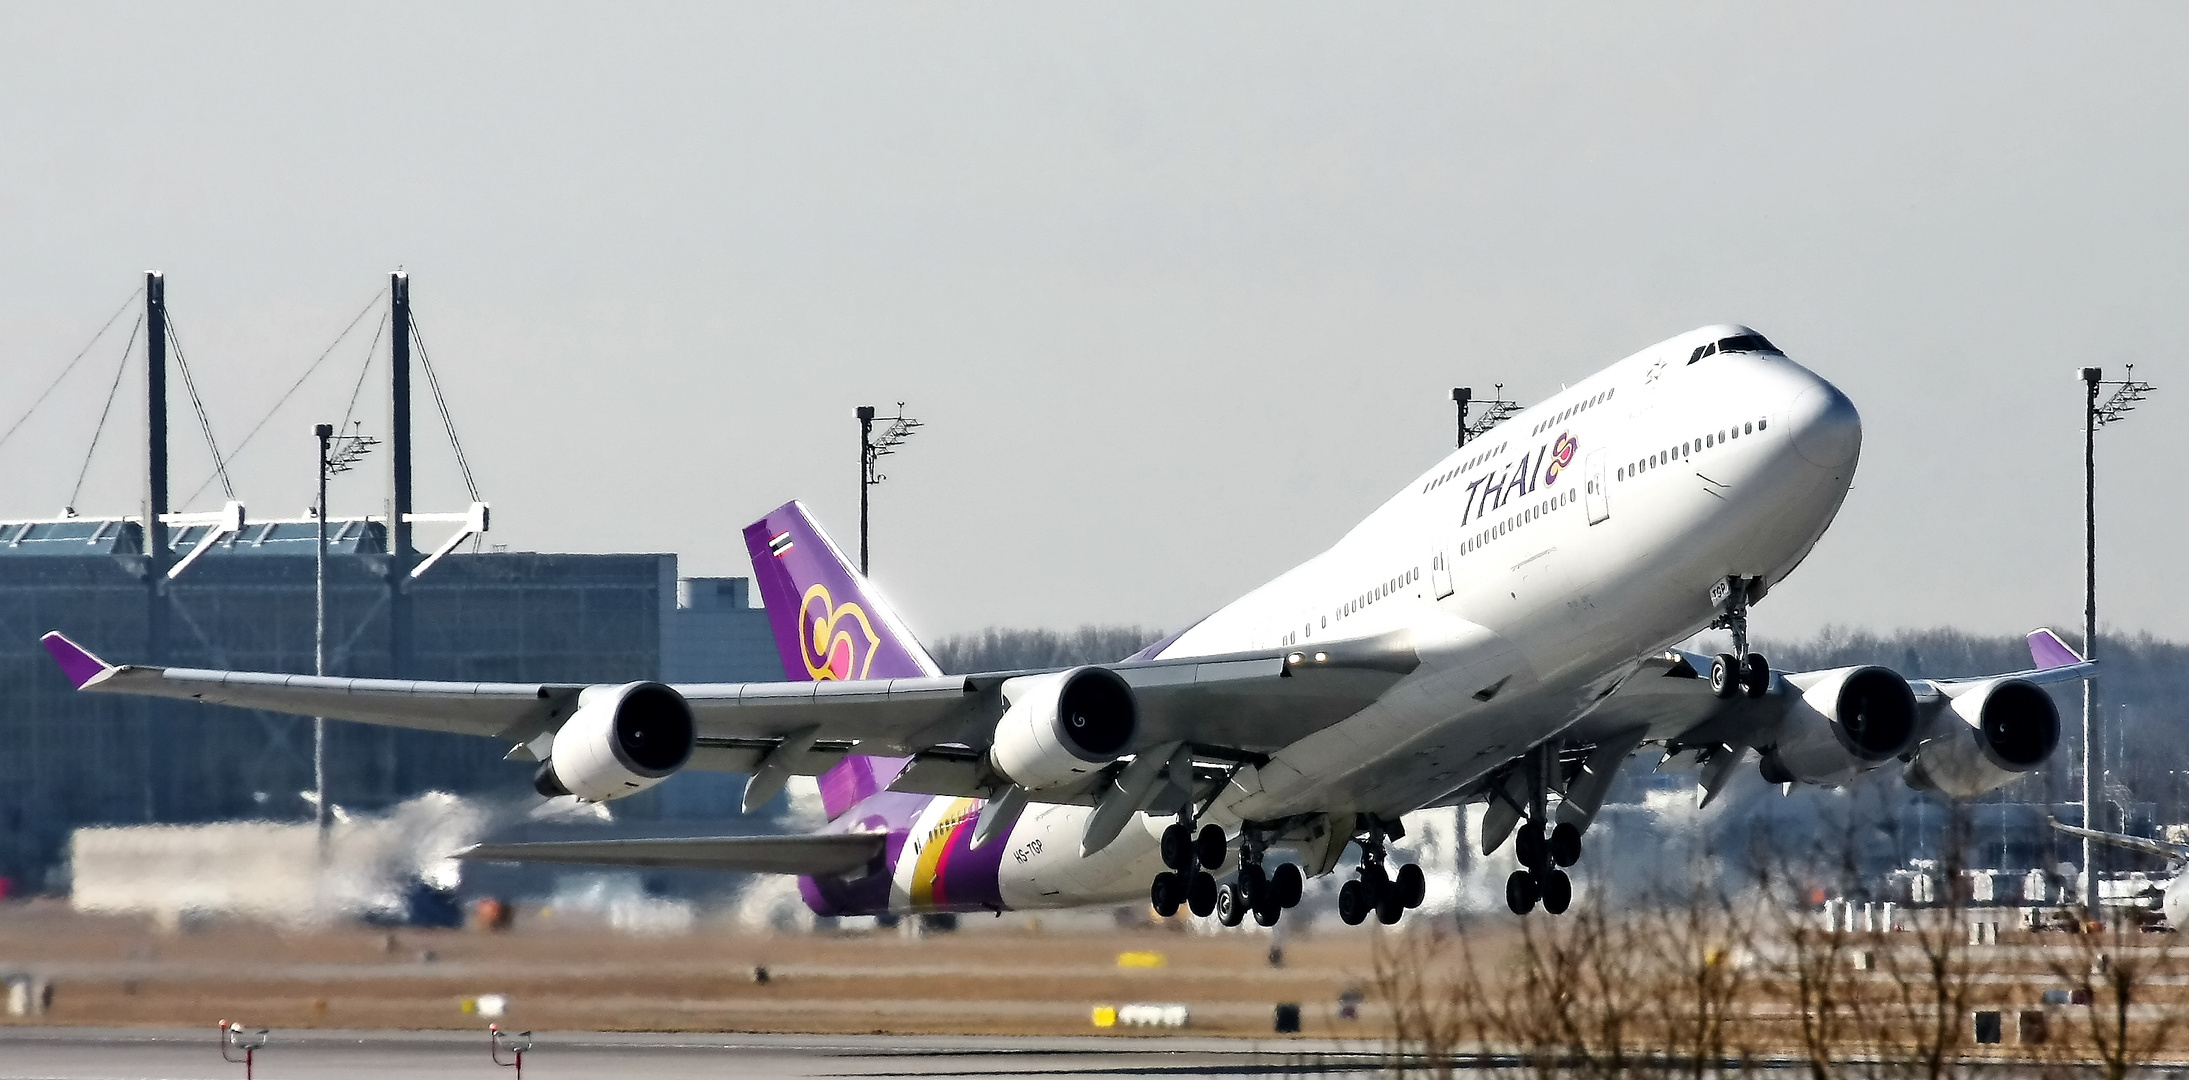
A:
[42, 324, 2094, 925]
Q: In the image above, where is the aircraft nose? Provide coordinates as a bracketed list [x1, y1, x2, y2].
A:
[1787, 378, 1862, 469]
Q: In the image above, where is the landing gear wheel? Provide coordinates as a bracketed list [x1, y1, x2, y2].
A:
[1252, 897, 1281, 927]
[1272, 863, 1304, 909]
[1151, 872, 1181, 917]
[1161, 822, 1192, 871]
[1549, 822, 1582, 868]
[1188, 871, 1218, 918]
[1338, 879, 1369, 925]
[1741, 653, 1770, 698]
[1196, 824, 1228, 870]
[1396, 863, 1426, 909]
[1709, 653, 1740, 699]
[1236, 863, 1267, 908]
[1505, 869, 1539, 915]
[1515, 825, 1547, 870]
[1376, 884, 1404, 925]
[1215, 882, 1246, 927]
[1539, 868, 1572, 915]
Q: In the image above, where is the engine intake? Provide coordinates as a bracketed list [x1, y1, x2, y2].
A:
[1905, 678, 2061, 798]
[1763, 665, 1919, 786]
[533, 682, 696, 802]
[987, 666, 1139, 791]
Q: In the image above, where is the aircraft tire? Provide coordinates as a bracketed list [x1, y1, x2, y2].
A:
[1741, 653, 1770, 698]
[1540, 868, 1572, 915]
[1236, 863, 1267, 908]
[1376, 887, 1404, 925]
[1215, 882, 1246, 927]
[1161, 823, 1192, 871]
[1709, 653, 1740, 698]
[1550, 822, 1582, 868]
[1515, 825, 1547, 870]
[1505, 869, 1538, 915]
[1272, 863, 1304, 908]
[1252, 899, 1281, 927]
[1338, 880, 1369, 925]
[1150, 872, 1181, 917]
[1196, 824, 1227, 869]
[1188, 871, 1219, 918]
[1396, 863, 1426, 908]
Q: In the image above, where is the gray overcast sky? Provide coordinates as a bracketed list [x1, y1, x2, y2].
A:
[1, 4, 2183, 644]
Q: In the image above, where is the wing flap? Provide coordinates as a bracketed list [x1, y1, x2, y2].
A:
[457, 833, 886, 875]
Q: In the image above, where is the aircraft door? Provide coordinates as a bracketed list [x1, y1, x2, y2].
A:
[1584, 450, 1610, 525]
[1430, 548, 1455, 599]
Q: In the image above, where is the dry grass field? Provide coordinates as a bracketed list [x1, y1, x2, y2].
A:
[0, 901, 1386, 1039]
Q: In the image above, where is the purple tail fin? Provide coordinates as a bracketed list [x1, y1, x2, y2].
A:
[742, 500, 940, 820]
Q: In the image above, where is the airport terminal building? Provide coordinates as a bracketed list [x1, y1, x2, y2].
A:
[0, 516, 780, 892]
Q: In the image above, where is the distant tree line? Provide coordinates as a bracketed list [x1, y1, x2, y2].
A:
[927, 626, 1166, 675]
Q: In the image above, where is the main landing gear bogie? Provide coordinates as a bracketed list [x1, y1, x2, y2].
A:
[1506, 810, 1581, 916]
[1335, 821, 1426, 927]
[1158, 820, 1303, 927]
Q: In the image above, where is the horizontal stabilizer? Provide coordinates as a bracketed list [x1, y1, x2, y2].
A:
[457, 832, 885, 875]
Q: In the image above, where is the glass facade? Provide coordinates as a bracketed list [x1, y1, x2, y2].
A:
[0, 521, 775, 893]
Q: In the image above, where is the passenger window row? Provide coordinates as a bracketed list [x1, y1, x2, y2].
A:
[1311, 565, 1423, 636]
[1453, 486, 1581, 561]
[1531, 386, 1617, 437]
[1425, 441, 1509, 493]
[1615, 418, 1767, 483]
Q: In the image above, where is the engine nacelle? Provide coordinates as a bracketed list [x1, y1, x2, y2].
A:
[986, 666, 1139, 791]
[533, 682, 696, 802]
[1758, 665, 1919, 787]
[1904, 678, 2060, 798]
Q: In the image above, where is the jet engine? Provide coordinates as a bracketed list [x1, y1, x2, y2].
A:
[987, 666, 1139, 791]
[1904, 678, 2060, 798]
[533, 682, 696, 802]
[1757, 666, 1919, 787]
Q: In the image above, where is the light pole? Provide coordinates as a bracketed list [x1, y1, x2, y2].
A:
[2077, 364, 2154, 920]
[856, 403, 922, 577]
[312, 421, 376, 852]
[1452, 388, 1472, 448]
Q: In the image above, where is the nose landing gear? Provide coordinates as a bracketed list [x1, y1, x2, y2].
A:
[1708, 576, 1771, 699]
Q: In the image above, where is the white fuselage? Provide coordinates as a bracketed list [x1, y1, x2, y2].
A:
[981, 325, 1863, 911]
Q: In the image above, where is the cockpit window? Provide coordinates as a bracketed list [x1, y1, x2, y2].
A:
[1688, 333, 1783, 364]
[1715, 333, 1781, 355]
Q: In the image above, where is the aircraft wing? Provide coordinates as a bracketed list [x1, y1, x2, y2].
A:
[42, 627, 1414, 774]
[1548, 626, 2096, 812]
[2050, 818, 2189, 865]
[458, 832, 885, 875]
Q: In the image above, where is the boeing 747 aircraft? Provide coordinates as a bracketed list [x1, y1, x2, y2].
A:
[42, 324, 2092, 924]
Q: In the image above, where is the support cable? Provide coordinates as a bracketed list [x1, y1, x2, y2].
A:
[407, 316, 480, 501]
[68, 314, 144, 512]
[162, 318, 235, 502]
[182, 289, 387, 506]
[338, 309, 388, 438]
[0, 287, 143, 456]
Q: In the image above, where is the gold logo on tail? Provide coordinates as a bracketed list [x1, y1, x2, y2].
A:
[801, 584, 882, 681]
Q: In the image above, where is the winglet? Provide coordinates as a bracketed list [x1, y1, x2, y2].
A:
[2027, 627, 2082, 670]
[41, 631, 113, 689]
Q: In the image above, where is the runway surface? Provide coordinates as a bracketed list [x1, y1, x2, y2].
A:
[0, 1026, 1383, 1079]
